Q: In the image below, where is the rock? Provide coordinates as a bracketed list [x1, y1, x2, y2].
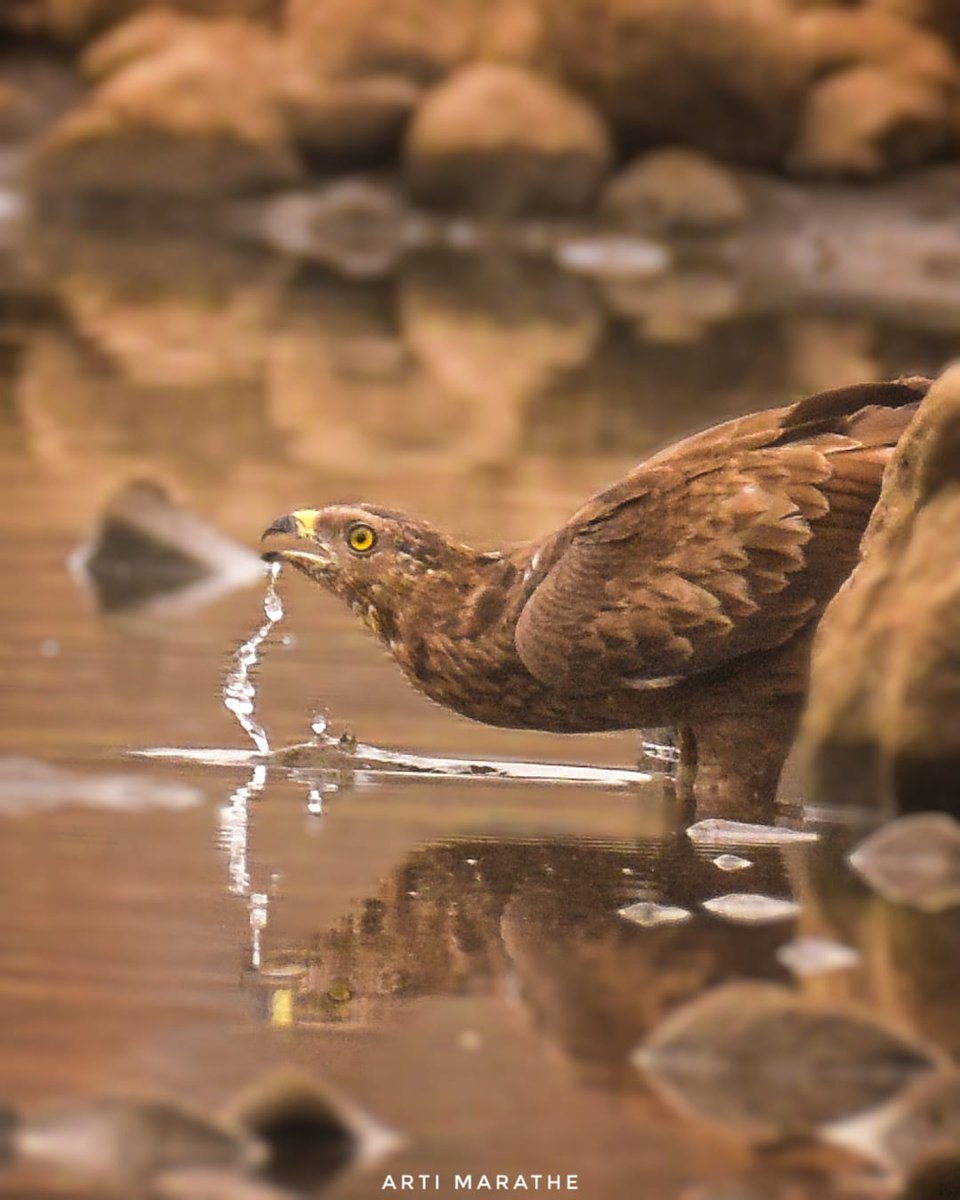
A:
[826, 1070, 960, 1175]
[404, 63, 613, 215]
[545, 0, 809, 165]
[701, 893, 801, 924]
[280, 73, 421, 166]
[285, 0, 478, 84]
[871, 0, 960, 53]
[601, 148, 750, 235]
[29, 23, 301, 197]
[795, 8, 957, 87]
[4, 0, 279, 44]
[799, 367, 960, 811]
[80, 8, 205, 81]
[634, 982, 940, 1140]
[0, 81, 30, 141]
[848, 814, 960, 913]
[74, 479, 265, 615]
[686, 820, 818, 846]
[789, 65, 951, 176]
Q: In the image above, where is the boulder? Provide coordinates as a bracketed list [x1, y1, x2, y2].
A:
[279, 73, 421, 166]
[80, 8, 204, 81]
[284, 0, 480, 83]
[789, 65, 952, 176]
[799, 367, 960, 811]
[795, 8, 957, 88]
[543, 0, 809, 165]
[871, 0, 960, 52]
[601, 148, 749, 235]
[28, 23, 301, 196]
[404, 63, 613, 214]
[1, 0, 278, 44]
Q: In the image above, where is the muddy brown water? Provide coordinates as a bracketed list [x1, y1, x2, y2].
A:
[1, 227, 959, 1199]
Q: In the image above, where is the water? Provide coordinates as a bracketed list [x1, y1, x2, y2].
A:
[1, 221, 959, 1198]
[222, 561, 284, 756]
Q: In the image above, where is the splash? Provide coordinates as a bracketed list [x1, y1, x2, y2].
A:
[222, 561, 283, 755]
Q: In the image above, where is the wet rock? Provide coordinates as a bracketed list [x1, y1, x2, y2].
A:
[242, 181, 417, 278]
[74, 479, 264, 614]
[280, 73, 421, 167]
[776, 936, 861, 977]
[702, 893, 801, 924]
[687, 819, 818, 847]
[618, 901, 693, 928]
[789, 65, 951, 177]
[545, 0, 808, 165]
[712, 854, 753, 872]
[29, 21, 301, 197]
[0, 756, 203, 814]
[799, 367, 960, 811]
[554, 234, 670, 280]
[404, 63, 614, 215]
[848, 814, 960, 913]
[826, 1070, 960, 1175]
[600, 266, 743, 342]
[601, 149, 750, 235]
[9, 1096, 264, 1187]
[635, 981, 940, 1140]
[225, 1069, 400, 1192]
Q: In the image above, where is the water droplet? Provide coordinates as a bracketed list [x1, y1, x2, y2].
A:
[307, 786, 324, 817]
[222, 563, 285, 755]
[311, 711, 329, 738]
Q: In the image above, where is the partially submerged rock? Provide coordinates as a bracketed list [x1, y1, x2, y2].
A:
[848, 814, 960, 912]
[73, 479, 264, 614]
[635, 982, 940, 1140]
[799, 365, 960, 811]
[601, 148, 749, 235]
[404, 63, 613, 215]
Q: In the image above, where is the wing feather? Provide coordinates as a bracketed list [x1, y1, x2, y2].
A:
[514, 379, 928, 694]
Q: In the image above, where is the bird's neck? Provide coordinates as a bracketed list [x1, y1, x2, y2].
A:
[377, 544, 537, 722]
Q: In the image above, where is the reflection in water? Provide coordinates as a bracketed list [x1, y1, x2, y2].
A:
[2, 214, 960, 1198]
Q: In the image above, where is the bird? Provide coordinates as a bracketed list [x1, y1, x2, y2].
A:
[261, 377, 930, 805]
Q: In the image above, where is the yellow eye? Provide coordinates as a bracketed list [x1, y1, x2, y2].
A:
[347, 522, 377, 554]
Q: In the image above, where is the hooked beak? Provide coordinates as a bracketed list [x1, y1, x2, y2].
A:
[260, 509, 333, 577]
[260, 509, 321, 542]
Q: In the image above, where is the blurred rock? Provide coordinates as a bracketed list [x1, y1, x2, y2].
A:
[826, 1070, 960, 1175]
[545, 0, 808, 165]
[635, 981, 939, 1140]
[0, 0, 278, 44]
[29, 21, 301, 197]
[601, 149, 750, 235]
[404, 63, 613, 215]
[285, 0, 546, 85]
[225, 1069, 400, 1192]
[280, 73, 420, 166]
[701, 893, 801, 924]
[790, 65, 952, 177]
[80, 7, 203, 81]
[872, 0, 960, 53]
[796, 8, 957, 86]
[600, 266, 743, 342]
[0, 81, 30, 141]
[74, 479, 264, 614]
[554, 233, 670, 279]
[799, 366, 960, 811]
[241, 180, 418, 278]
[9, 1096, 264, 1187]
[848, 814, 960, 913]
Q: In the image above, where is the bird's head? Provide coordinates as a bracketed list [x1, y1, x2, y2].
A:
[261, 504, 465, 636]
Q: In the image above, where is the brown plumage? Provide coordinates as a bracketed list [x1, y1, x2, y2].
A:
[262, 378, 929, 791]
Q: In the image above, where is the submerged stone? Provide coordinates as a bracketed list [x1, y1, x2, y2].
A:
[635, 982, 939, 1140]
[702, 893, 801, 924]
[618, 900, 693, 928]
[848, 814, 960, 913]
[687, 819, 818, 846]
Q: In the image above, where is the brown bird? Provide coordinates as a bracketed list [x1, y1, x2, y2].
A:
[262, 378, 929, 806]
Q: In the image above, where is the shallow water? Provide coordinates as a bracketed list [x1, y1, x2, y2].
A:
[1, 224, 959, 1198]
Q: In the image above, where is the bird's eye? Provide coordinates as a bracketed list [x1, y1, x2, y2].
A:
[346, 523, 377, 554]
